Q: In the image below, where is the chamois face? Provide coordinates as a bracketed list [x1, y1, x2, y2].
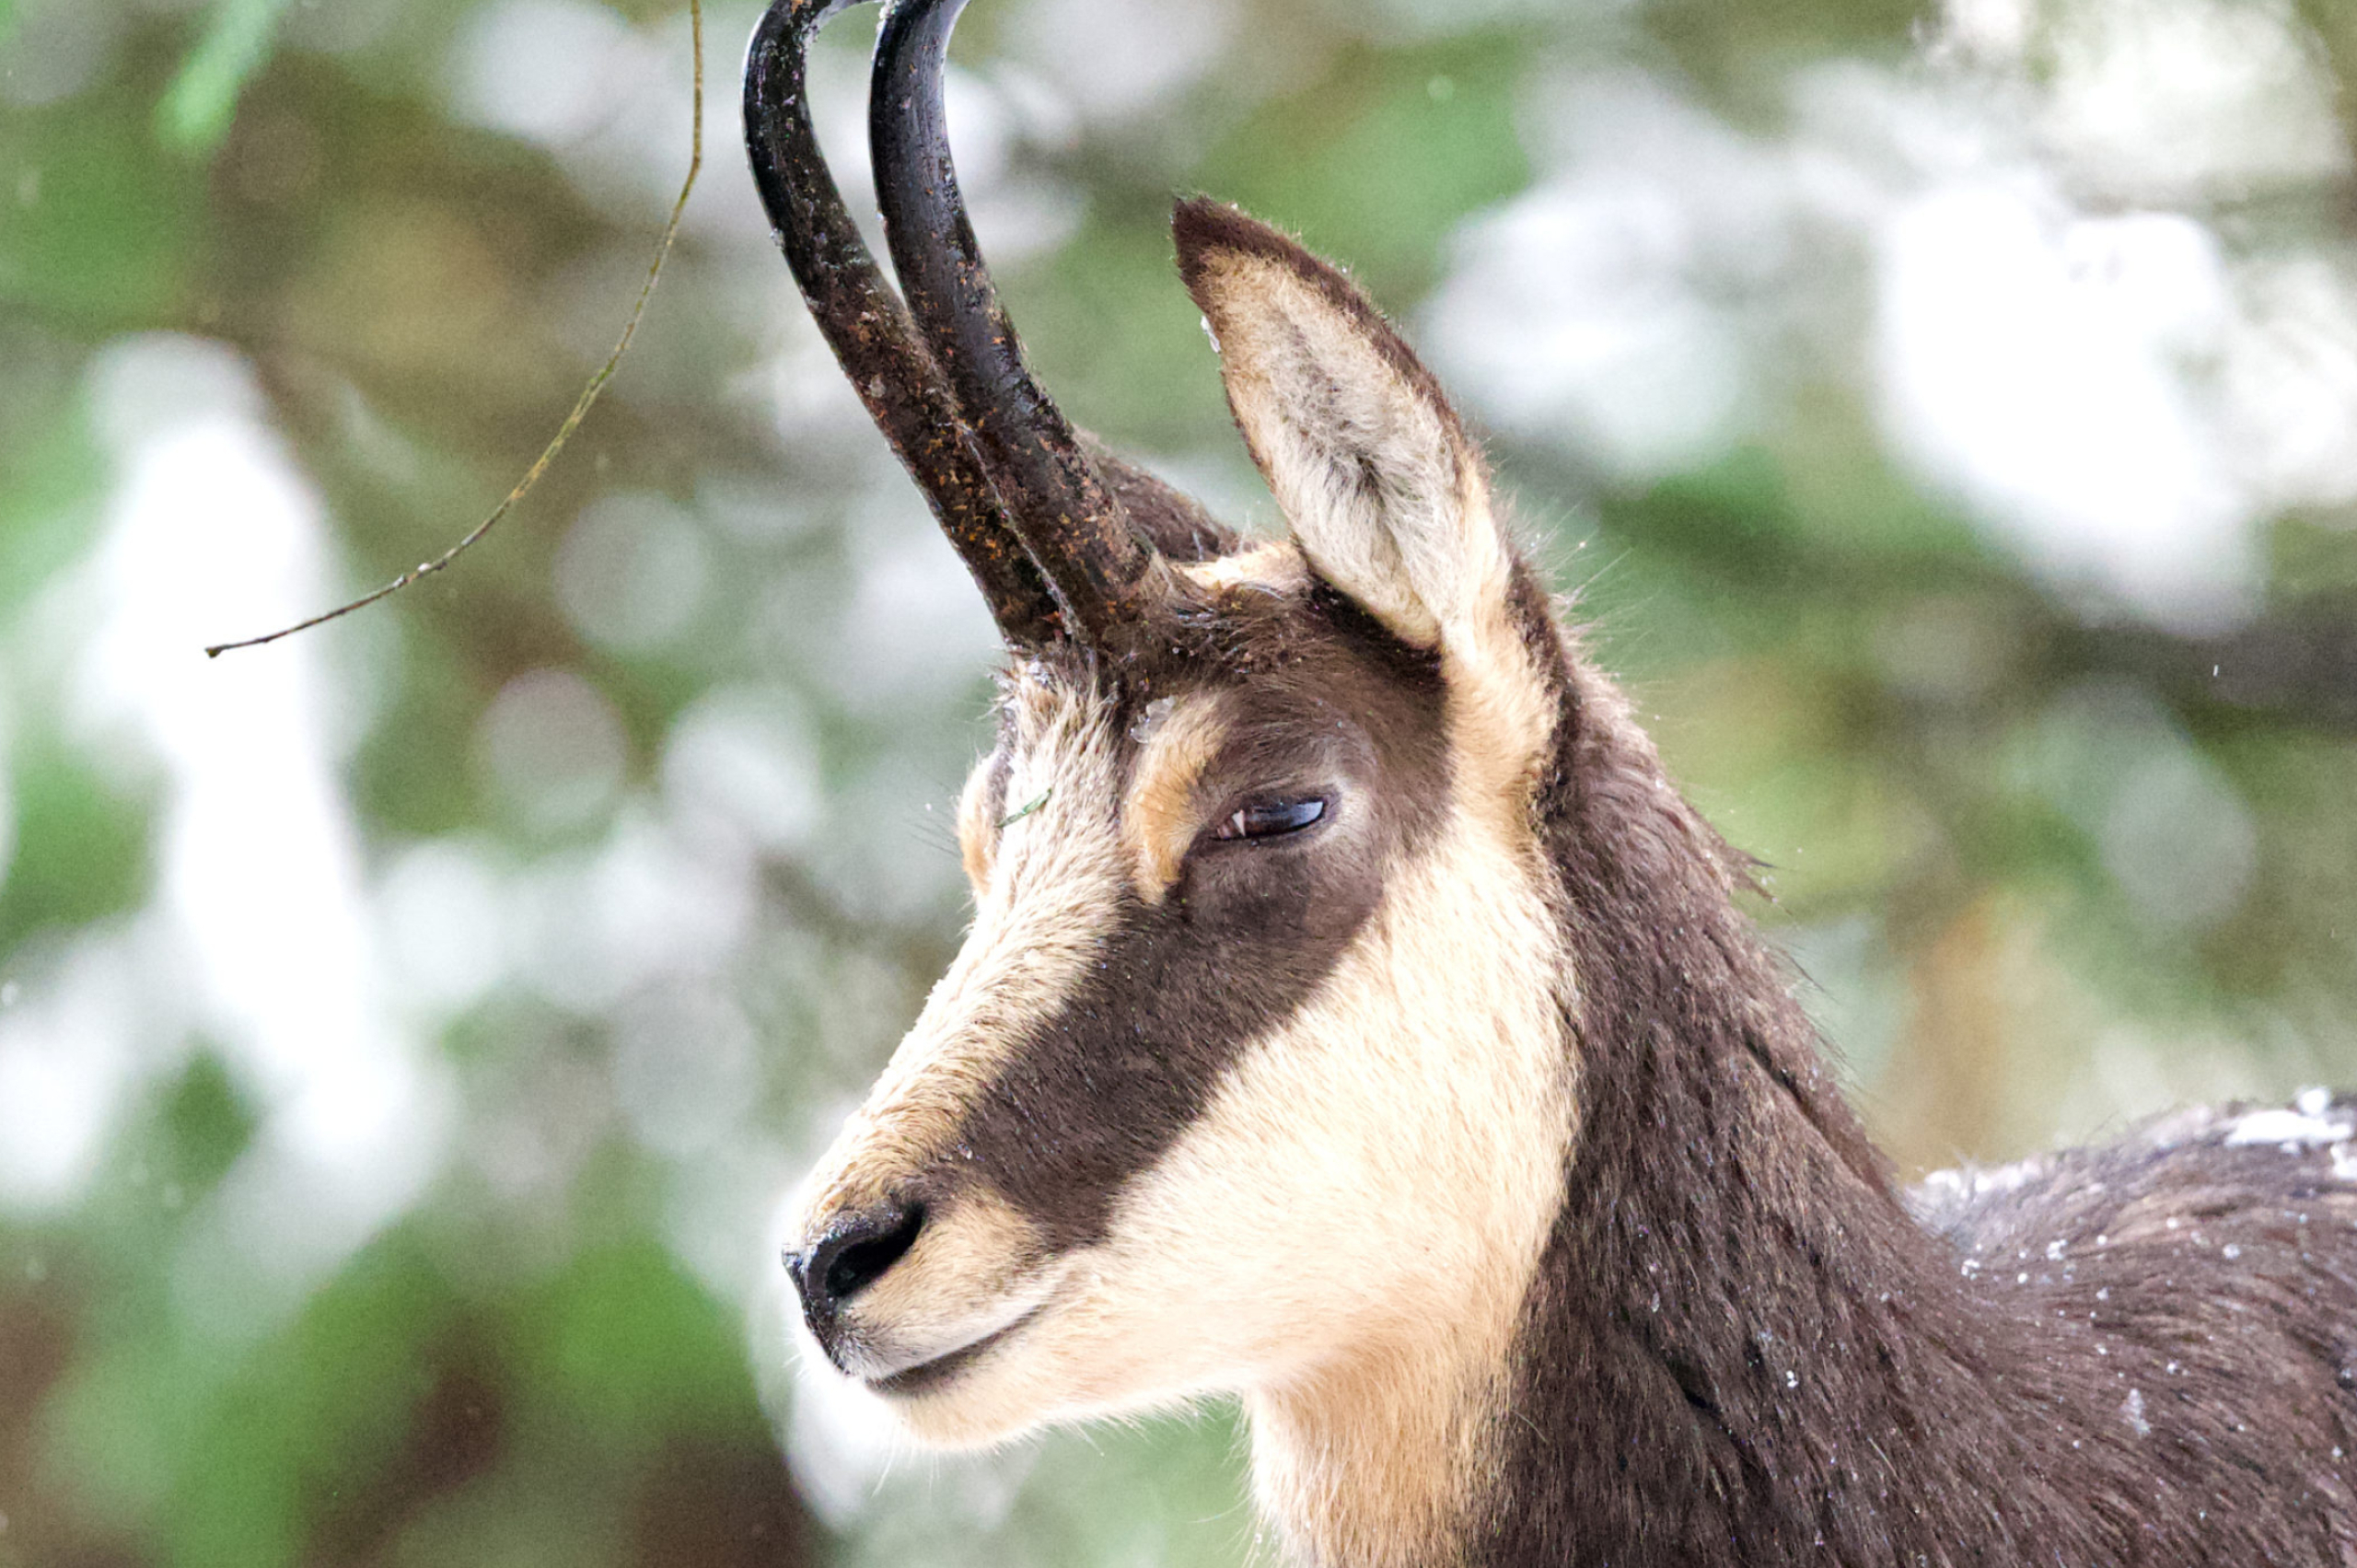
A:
[784, 203, 1581, 1448]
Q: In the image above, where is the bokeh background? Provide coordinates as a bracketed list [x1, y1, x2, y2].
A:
[3, 0, 2355, 1562]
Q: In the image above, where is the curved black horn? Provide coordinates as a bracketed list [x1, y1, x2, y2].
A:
[745, 0, 1062, 643]
[868, 0, 1168, 644]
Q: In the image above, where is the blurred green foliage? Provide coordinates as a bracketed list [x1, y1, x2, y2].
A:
[2, 0, 2355, 1564]
[157, 0, 296, 154]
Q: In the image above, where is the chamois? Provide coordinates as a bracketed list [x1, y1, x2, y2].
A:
[748, 2, 2357, 1562]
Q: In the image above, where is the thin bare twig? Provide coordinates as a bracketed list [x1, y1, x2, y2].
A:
[205, 0, 706, 658]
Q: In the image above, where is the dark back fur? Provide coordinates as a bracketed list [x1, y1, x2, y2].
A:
[1475, 574, 2357, 1566]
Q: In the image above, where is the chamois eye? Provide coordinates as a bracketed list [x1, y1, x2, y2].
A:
[1213, 797, 1327, 842]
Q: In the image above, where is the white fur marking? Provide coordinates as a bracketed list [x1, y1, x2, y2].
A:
[2224, 1108, 2353, 1147]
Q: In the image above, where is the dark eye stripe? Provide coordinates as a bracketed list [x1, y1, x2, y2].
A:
[1213, 797, 1328, 842]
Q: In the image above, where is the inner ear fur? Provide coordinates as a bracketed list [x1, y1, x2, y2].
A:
[1174, 197, 1515, 655]
[1176, 197, 1557, 822]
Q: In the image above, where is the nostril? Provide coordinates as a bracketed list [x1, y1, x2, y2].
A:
[826, 1208, 922, 1301]
[793, 1201, 925, 1325]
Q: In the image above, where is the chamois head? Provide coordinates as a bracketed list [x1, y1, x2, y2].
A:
[754, 0, 1585, 1454]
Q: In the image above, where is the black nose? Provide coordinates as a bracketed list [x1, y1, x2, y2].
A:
[787, 1201, 925, 1332]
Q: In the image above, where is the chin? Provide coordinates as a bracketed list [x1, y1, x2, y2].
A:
[847, 1343, 1066, 1448]
[877, 1375, 1049, 1448]
[849, 1310, 1211, 1450]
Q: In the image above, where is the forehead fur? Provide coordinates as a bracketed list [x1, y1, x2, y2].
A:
[955, 536, 1446, 877]
[1120, 691, 1232, 903]
[1177, 538, 1312, 598]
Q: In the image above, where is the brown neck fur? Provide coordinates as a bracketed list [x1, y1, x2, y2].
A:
[1288, 587, 2357, 1566]
[1478, 641, 2016, 1563]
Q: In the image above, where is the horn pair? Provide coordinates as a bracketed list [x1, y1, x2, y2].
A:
[745, 0, 1167, 646]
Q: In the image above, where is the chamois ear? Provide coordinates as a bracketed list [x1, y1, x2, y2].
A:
[1175, 198, 1511, 652]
